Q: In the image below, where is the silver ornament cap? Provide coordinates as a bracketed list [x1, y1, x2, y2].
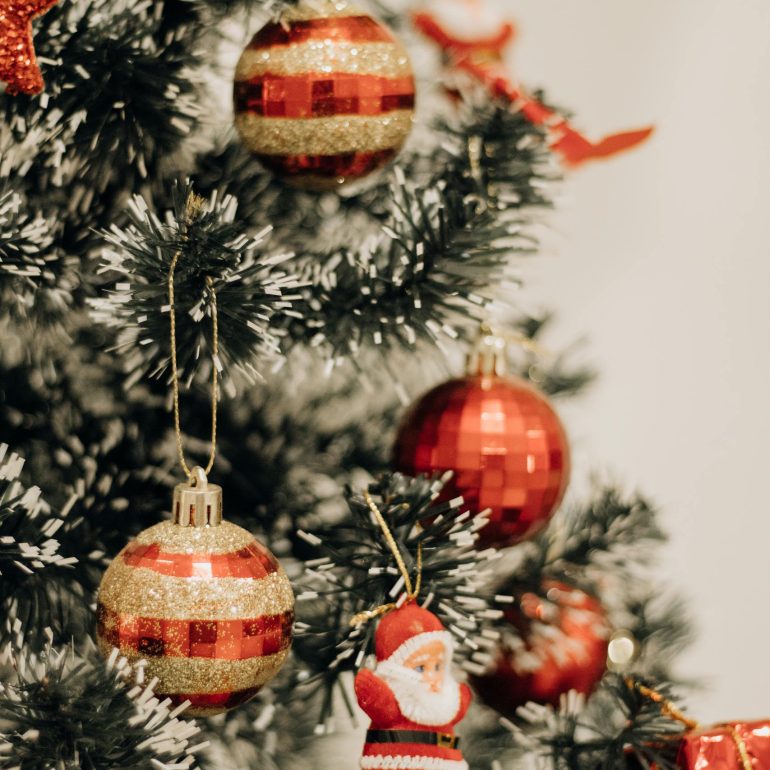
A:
[172, 466, 222, 527]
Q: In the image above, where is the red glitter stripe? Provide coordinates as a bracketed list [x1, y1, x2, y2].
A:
[168, 686, 263, 711]
[121, 540, 279, 578]
[258, 149, 397, 179]
[97, 604, 294, 660]
[233, 75, 415, 119]
[247, 16, 396, 49]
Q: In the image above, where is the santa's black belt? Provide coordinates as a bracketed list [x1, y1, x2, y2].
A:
[366, 730, 460, 749]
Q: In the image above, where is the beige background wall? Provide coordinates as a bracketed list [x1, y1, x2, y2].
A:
[496, 0, 770, 720]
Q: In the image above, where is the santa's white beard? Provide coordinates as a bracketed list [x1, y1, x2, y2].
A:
[376, 661, 461, 727]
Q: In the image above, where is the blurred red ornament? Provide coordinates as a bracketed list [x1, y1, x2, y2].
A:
[470, 581, 610, 718]
[0, 0, 59, 95]
[233, 0, 415, 191]
[676, 722, 770, 770]
[392, 332, 569, 547]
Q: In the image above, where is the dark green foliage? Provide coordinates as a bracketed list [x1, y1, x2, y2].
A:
[279, 103, 558, 360]
[3, 0, 201, 198]
[0, 643, 202, 769]
[0, 190, 72, 328]
[510, 676, 688, 770]
[512, 486, 668, 595]
[623, 595, 695, 682]
[0, 447, 83, 648]
[93, 183, 301, 384]
[510, 313, 597, 397]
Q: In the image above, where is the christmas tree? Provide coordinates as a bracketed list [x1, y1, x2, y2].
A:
[2, 1, 746, 769]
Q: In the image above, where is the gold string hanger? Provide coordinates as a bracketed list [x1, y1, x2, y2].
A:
[168, 192, 219, 481]
[477, 321, 547, 356]
[349, 489, 423, 628]
[467, 321, 547, 378]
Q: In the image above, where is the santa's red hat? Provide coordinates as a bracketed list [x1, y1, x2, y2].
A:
[375, 603, 453, 665]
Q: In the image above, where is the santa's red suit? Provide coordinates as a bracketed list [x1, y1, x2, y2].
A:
[355, 604, 472, 770]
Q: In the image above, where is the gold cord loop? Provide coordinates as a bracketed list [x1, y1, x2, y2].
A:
[478, 321, 545, 356]
[168, 193, 219, 481]
[349, 490, 423, 627]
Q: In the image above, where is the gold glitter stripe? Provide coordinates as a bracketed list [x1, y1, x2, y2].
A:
[98, 559, 295, 619]
[280, 1, 364, 22]
[133, 520, 255, 554]
[235, 41, 411, 81]
[234, 110, 413, 156]
[97, 637, 290, 694]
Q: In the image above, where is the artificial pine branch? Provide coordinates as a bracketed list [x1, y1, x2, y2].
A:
[622, 594, 695, 682]
[279, 101, 558, 363]
[509, 313, 597, 398]
[0, 641, 204, 769]
[2, 0, 202, 200]
[508, 676, 687, 770]
[0, 190, 72, 328]
[91, 182, 301, 385]
[510, 486, 667, 596]
[0, 446, 82, 648]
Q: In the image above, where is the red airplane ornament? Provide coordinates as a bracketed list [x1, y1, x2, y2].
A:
[413, 6, 653, 167]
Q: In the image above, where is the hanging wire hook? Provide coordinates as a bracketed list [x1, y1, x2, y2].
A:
[168, 192, 219, 480]
[349, 490, 423, 628]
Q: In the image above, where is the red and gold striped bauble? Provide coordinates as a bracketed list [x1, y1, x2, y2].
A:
[96, 470, 294, 717]
[233, 0, 415, 191]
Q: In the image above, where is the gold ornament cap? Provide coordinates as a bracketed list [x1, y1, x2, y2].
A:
[172, 466, 223, 527]
[466, 324, 508, 377]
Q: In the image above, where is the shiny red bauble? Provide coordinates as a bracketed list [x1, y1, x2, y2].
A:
[393, 374, 570, 547]
[233, 0, 415, 190]
[470, 582, 610, 718]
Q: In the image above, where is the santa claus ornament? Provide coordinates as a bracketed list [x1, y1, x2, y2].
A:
[353, 490, 472, 770]
[356, 603, 472, 770]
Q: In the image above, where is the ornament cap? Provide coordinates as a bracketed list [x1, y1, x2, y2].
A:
[172, 467, 223, 527]
[466, 324, 508, 377]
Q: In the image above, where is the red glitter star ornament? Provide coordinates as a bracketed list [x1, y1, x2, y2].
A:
[0, 0, 60, 96]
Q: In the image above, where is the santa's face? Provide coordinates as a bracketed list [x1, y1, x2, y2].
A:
[402, 639, 446, 693]
[377, 635, 461, 726]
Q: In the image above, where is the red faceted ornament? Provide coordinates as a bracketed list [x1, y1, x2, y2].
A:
[393, 336, 570, 547]
[233, 0, 415, 191]
[470, 581, 610, 718]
